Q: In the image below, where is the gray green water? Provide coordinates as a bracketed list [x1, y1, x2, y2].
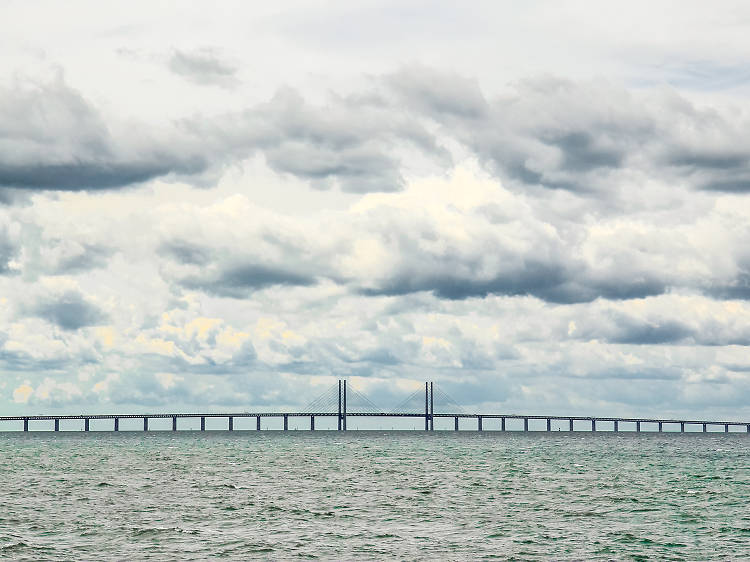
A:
[0, 432, 748, 561]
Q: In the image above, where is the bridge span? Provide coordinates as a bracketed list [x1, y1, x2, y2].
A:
[3, 381, 749, 433]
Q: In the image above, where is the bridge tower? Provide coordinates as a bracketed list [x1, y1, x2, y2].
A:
[336, 379, 348, 431]
[424, 382, 434, 431]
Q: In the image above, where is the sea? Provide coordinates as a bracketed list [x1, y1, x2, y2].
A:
[0, 431, 748, 561]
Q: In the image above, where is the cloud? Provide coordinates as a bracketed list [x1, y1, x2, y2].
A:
[0, 72, 209, 191]
[47, 243, 113, 274]
[32, 377, 83, 405]
[6, 66, 750, 417]
[31, 240, 114, 276]
[180, 263, 317, 297]
[385, 71, 750, 196]
[158, 241, 211, 266]
[26, 289, 107, 331]
[149, 170, 711, 305]
[4, 65, 750, 203]
[192, 86, 446, 193]
[565, 295, 750, 347]
[0, 73, 443, 194]
[386, 65, 488, 118]
[168, 48, 239, 88]
[0, 224, 19, 274]
[12, 384, 33, 403]
[586, 314, 694, 345]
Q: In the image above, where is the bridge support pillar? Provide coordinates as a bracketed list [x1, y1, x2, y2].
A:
[636, 421, 641, 432]
[284, 415, 288, 431]
[703, 423, 707, 432]
[680, 422, 685, 433]
[84, 418, 90, 432]
[172, 417, 177, 431]
[614, 420, 618, 432]
[747, 424, 750, 433]
[256, 416, 261, 431]
[569, 419, 573, 432]
[501, 417, 506, 431]
[54, 419, 60, 432]
[23, 418, 28, 432]
[201, 417, 205, 431]
[524, 418, 528, 431]
[658, 422, 663, 432]
[592, 419, 596, 432]
[114, 418, 119, 432]
[725, 424, 729, 433]
[546, 419, 551, 432]
[311, 416, 315, 431]
[478, 416, 482, 431]
[454, 417, 459, 431]
[228, 417, 233, 431]
[143, 417, 148, 432]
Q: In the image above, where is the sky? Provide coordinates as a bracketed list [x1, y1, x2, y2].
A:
[3, 1, 750, 418]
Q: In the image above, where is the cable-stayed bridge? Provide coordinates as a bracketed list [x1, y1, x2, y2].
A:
[2, 380, 750, 433]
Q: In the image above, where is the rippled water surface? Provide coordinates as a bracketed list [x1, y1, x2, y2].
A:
[1, 431, 749, 560]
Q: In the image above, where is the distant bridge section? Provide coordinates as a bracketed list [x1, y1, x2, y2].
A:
[2, 381, 749, 433]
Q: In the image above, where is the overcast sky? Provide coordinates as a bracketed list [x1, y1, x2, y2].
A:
[3, 1, 750, 418]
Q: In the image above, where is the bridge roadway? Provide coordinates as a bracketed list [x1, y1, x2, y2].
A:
[2, 412, 750, 432]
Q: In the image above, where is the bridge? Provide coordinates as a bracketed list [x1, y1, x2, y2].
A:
[2, 381, 750, 433]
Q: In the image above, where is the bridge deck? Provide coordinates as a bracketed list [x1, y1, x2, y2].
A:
[1, 412, 749, 427]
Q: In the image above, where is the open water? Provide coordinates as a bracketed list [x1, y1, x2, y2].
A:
[0, 431, 748, 560]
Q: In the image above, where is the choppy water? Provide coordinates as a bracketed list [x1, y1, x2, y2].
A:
[1, 432, 749, 560]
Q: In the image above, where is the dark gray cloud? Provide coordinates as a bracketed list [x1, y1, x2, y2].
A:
[605, 317, 694, 345]
[542, 131, 624, 173]
[385, 74, 653, 193]
[0, 160, 206, 191]
[568, 304, 750, 347]
[5, 69, 750, 199]
[157, 216, 675, 305]
[385, 71, 750, 195]
[704, 256, 750, 300]
[158, 241, 212, 266]
[168, 49, 239, 88]
[0, 75, 210, 191]
[583, 277, 668, 303]
[706, 274, 750, 300]
[153, 187, 685, 304]
[180, 263, 317, 297]
[50, 243, 113, 275]
[0, 187, 30, 205]
[362, 272, 668, 304]
[361, 261, 571, 301]
[263, 142, 404, 193]
[0, 74, 444, 195]
[159, 224, 326, 296]
[26, 290, 107, 330]
[193, 86, 447, 193]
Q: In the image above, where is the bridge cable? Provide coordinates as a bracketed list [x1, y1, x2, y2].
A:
[301, 382, 340, 413]
[433, 386, 464, 414]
